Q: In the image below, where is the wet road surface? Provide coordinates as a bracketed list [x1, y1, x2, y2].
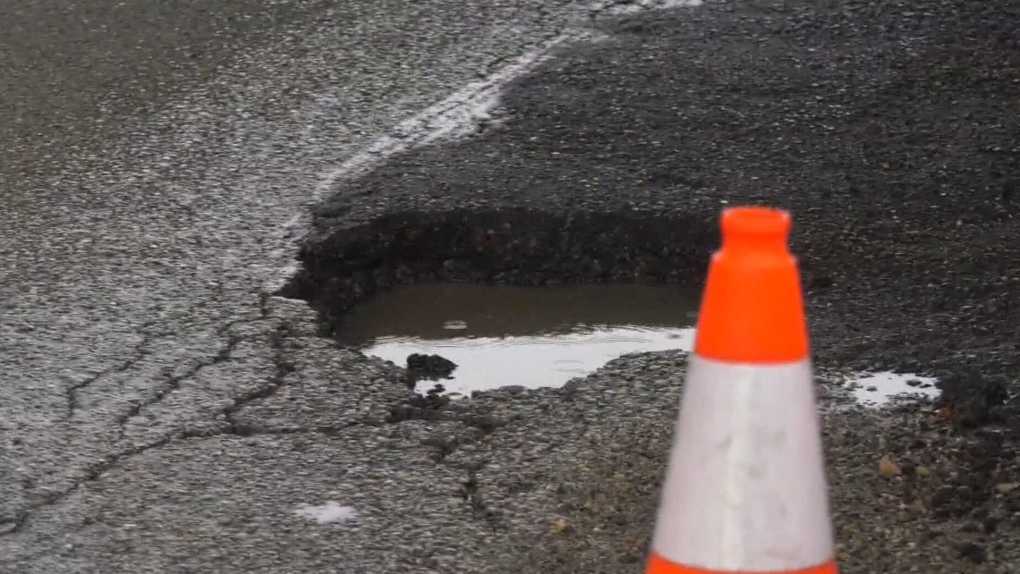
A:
[1, 0, 596, 565]
[3, 0, 1019, 572]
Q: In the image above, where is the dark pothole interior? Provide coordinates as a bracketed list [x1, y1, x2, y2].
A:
[279, 208, 718, 336]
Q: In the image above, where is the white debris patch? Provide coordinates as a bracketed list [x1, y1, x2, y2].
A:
[848, 371, 940, 407]
[294, 502, 359, 525]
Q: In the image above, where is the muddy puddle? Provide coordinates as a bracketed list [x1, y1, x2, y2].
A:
[337, 282, 940, 406]
[336, 282, 700, 395]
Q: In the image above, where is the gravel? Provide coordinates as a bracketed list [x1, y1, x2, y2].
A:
[291, 0, 1020, 571]
[7, 301, 1017, 572]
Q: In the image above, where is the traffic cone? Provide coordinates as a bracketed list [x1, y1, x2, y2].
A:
[645, 206, 838, 574]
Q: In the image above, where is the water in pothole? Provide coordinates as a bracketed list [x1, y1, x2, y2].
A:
[337, 282, 940, 407]
[336, 282, 700, 396]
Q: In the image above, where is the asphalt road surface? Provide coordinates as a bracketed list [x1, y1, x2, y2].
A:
[2, 0, 1019, 573]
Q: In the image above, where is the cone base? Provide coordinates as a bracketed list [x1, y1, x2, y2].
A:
[645, 553, 838, 574]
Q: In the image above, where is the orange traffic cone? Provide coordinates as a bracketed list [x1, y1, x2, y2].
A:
[645, 206, 838, 574]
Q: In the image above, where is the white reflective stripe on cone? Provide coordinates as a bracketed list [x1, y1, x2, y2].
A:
[651, 356, 835, 571]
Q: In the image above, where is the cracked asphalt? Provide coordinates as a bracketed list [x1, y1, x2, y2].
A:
[3, 0, 1020, 573]
[0, 0, 604, 569]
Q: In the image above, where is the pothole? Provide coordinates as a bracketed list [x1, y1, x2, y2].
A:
[335, 282, 701, 395]
[281, 208, 940, 409]
[281, 208, 716, 330]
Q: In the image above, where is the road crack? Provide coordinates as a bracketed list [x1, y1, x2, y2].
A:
[0, 421, 353, 538]
[222, 323, 300, 435]
[112, 317, 259, 436]
[65, 320, 167, 419]
[458, 468, 502, 533]
[1, 298, 334, 539]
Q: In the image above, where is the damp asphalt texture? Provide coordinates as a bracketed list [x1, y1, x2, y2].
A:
[2, 0, 1020, 573]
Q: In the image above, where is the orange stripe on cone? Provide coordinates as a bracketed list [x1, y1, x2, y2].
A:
[645, 552, 838, 574]
[644, 206, 838, 574]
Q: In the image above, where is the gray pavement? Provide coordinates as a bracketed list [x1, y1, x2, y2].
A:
[3, 0, 1020, 573]
[0, 0, 600, 567]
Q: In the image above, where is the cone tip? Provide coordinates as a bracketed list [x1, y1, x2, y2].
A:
[695, 205, 808, 363]
[721, 206, 791, 252]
